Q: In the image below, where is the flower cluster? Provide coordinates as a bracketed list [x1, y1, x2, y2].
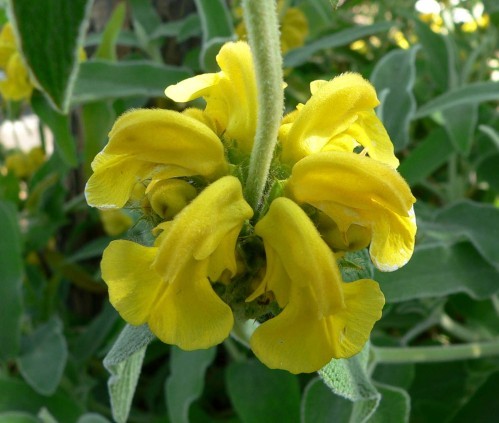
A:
[86, 41, 416, 373]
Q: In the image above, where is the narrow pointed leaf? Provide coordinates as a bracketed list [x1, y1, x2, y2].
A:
[103, 324, 154, 423]
[284, 22, 393, 67]
[72, 60, 192, 103]
[194, 0, 234, 71]
[414, 81, 499, 119]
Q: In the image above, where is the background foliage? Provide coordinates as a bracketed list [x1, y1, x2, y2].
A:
[1, 0, 498, 422]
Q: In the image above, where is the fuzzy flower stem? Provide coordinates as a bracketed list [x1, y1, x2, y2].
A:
[242, 0, 284, 211]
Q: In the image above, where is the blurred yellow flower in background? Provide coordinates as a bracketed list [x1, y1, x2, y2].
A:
[235, 0, 308, 54]
[99, 209, 133, 236]
[5, 146, 45, 179]
[0, 22, 33, 101]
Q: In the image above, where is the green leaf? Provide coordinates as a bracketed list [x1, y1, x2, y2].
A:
[414, 81, 499, 119]
[0, 377, 84, 423]
[67, 236, 114, 262]
[398, 128, 453, 186]
[104, 324, 155, 366]
[0, 171, 20, 204]
[284, 22, 393, 68]
[10, 0, 93, 113]
[165, 347, 216, 423]
[81, 101, 115, 177]
[0, 412, 39, 423]
[149, 14, 202, 43]
[477, 153, 499, 192]
[319, 344, 380, 422]
[17, 317, 68, 396]
[128, 0, 162, 60]
[103, 324, 154, 423]
[302, 378, 353, 423]
[226, 359, 301, 423]
[409, 362, 469, 422]
[72, 302, 119, 363]
[370, 46, 419, 151]
[76, 413, 112, 423]
[442, 103, 478, 155]
[478, 124, 499, 150]
[37, 408, 58, 423]
[94, 2, 126, 61]
[372, 363, 415, 390]
[376, 242, 499, 303]
[414, 19, 456, 92]
[450, 371, 499, 423]
[368, 383, 410, 423]
[31, 91, 77, 167]
[0, 200, 23, 360]
[72, 60, 192, 103]
[194, 0, 234, 71]
[433, 201, 499, 269]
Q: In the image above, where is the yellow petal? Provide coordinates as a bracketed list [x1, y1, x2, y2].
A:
[281, 73, 395, 165]
[287, 151, 416, 271]
[99, 209, 133, 236]
[317, 212, 371, 251]
[250, 289, 337, 373]
[106, 109, 227, 178]
[85, 108, 228, 209]
[0, 23, 16, 68]
[165, 41, 258, 153]
[101, 240, 163, 325]
[250, 278, 384, 373]
[280, 7, 308, 53]
[0, 52, 33, 101]
[153, 176, 253, 282]
[85, 153, 152, 208]
[344, 110, 399, 168]
[250, 198, 385, 373]
[146, 179, 197, 219]
[148, 257, 234, 350]
[369, 206, 416, 271]
[254, 197, 345, 315]
[165, 73, 220, 102]
[327, 279, 385, 358]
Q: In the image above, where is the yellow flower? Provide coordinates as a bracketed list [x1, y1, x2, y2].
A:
[0, 23, 33, 101]
[235, 1, 308, 54]
[5, 146, 45, 179]
[101, 176, 253, 350]
[99, 209, 133, 236]
[87, 41, 416, 374]
[249, 197, 384, 373]
[419, 13, 444, 33]
[85, 108, 228, 209]
[279, 73, 399, 168]
[286, 151, 416, 271]
[461, 14, 490, 33]
[165, 42, 257, 154]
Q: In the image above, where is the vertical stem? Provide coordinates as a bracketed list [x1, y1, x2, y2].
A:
[242, 0, 284, 211]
